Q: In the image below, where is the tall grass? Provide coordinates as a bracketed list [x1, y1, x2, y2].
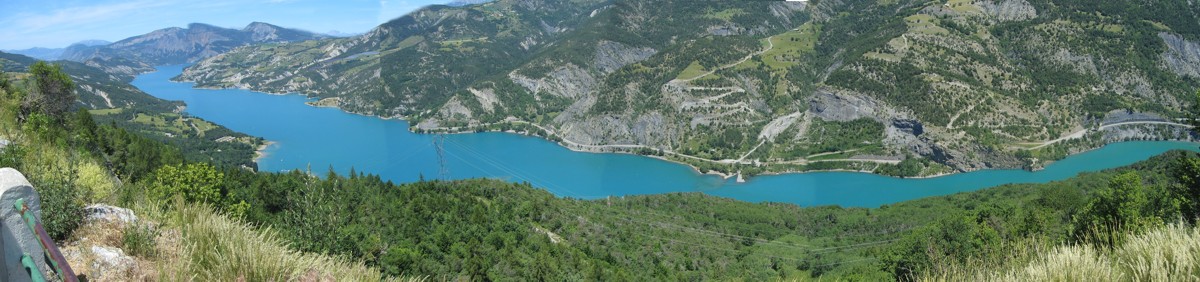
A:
[140, 201, 417, 281]
[924, 223, 1200, 281]
[1114, 224, 1200, 281]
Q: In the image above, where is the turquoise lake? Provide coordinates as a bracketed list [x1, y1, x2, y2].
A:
[134, 65, 1200, 207]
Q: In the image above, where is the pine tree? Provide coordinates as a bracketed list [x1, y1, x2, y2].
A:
[22, 61, 76, 121]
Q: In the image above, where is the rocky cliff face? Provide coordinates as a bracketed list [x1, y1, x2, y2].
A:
[174, 0, 1200, 174]
[1161, 32, 1200, 78]
[976, 0, 1037, 21]
[593, 41, 656, 74]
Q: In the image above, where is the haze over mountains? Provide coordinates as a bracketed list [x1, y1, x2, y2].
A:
[2, 40, 110, 61]
[53, 22, 327, 78]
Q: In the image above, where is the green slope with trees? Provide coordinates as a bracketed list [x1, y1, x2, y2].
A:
[0, 63, 404, 280]
[6, 58, 1200, 280]
[177, 0, 1200, 176]
[2, 52, 261, 168]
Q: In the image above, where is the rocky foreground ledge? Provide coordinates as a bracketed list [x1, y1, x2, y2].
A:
[0, 167, 148, 281]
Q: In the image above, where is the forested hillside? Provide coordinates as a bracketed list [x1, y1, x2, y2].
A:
[1, 52, 260, 168]
[5, 57, 1200, 280]
[0, 61, 405, 281]
[177, 0, 1200, 176]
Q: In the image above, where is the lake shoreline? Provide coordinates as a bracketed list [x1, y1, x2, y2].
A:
[162, 66, 1200, 182]
[136, 65, 1200, 207]
[237, 94, 1198, 182]
[254, 141, 276, 164]
[403, 120, 1198, 181]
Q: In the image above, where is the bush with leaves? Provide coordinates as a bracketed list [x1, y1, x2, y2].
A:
[21, 61, 76, 121]
[147, 163, 223, 204]
[31, 165, 85, 241]
[75, 160, 116, 202]
[1073, 172, 1162, 246]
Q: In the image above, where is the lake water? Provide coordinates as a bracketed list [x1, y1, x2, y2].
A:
[134, 65, 1200, 207]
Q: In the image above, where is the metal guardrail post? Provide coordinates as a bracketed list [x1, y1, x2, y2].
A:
[20, 254, 45, 282]
[14, 198, 77, 282]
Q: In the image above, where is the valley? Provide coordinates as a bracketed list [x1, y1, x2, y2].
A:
[175, 0, 1200, 177]
[2, 0, 1200, 280]
[135, 64, 1200, 208]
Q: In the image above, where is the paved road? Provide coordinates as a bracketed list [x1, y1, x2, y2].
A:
[1030, 121, 1193, 149]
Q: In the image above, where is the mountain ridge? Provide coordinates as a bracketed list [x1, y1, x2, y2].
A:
[61, 22, 328, 79]
[175, 0, 1200, 176]
[3, 40, 110, 61]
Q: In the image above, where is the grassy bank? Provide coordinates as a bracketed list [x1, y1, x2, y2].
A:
[925, 223, 1200, 281]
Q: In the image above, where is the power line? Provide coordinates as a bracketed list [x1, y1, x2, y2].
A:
[614, 215, 902, 255]
[812, 257, 878, 269]
[442, 147, 578, 198]
[605, 206, 917, 251]
[433, 134, 448, 180]
[632, 232, 893, 266]
[442, 137, 586, 198]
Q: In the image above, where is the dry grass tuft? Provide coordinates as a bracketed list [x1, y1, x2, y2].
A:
[143, 201, 418, 282]
[1113, 224, 1200, 281]
[924, 223, 1200, 281]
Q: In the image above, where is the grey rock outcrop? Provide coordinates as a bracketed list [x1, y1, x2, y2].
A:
[84, 204, 139, 226]
[1102, 110, 1168, 124]
[1160, 32, 1200, 78]
[892, 119, 924, 136]
[593, 41, 655, 74]
[976, 0, 1037, 21]
[808, 89, 887, 122]
[509, 64, 598, 99]
[88, 246, 135, 278]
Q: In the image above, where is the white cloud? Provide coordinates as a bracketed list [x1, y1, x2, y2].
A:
[10, 0, 175, 31]
[0, 0, 398, 49]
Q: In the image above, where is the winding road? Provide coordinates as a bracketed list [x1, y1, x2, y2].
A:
[424, 33, 907, 172]
[671, 36, 775, 83]
[1029, 121, 1193, 150]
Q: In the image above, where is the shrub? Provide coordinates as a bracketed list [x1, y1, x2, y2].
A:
[122, 223, 159, 258]
[33, 169, 84, 240]
[147, 163, 223, 204]
[75, 160, 115, 203]
[1073, 172, 1161, 246]
[0, 143, 22, 168]
[21, 61, 76, 120]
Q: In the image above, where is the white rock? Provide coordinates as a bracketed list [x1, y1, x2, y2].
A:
[84, 204, 138, 225]
[89, 246, 135, 276]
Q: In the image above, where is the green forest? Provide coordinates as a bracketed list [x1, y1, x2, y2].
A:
[3, 62, 1200, 280]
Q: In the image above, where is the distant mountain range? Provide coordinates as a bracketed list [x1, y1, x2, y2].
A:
[324, 30, 361, 37]
[446, 0, 494, 7]
[3, 40, 109, 60]
[60, 22, 327, 78]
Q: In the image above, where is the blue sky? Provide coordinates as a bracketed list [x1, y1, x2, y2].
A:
[0, 0, 446, 50]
